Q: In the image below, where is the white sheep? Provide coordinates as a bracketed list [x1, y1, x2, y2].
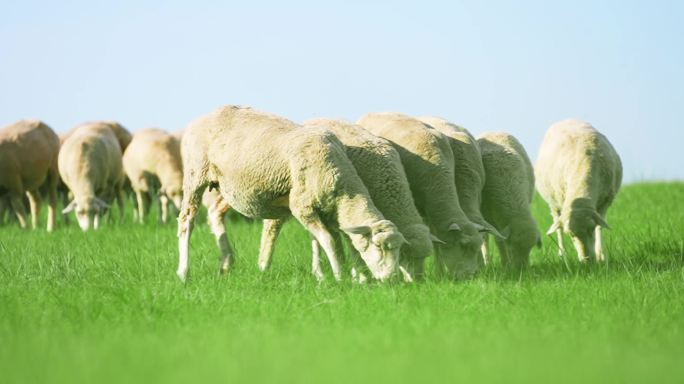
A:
[177, 106, 407, 282]
[257, 118, 435, 281]
[418, 116, 503, 238]
[123, 128, 183, 223]
[358, 112, 496, 279]
[536, 119, 622, 262]
[477, 132, 540, 267]
[0, 120, 60, 231]
[59, 122, 126, 230]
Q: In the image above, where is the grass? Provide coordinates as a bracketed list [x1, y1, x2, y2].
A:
[1, 182, 683, 384]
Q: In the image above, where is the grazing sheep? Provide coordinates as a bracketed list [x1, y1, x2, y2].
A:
[358, 112, 497, 279]
[123, 128, 183, 223]
[61, 121, 132, 153]
[536, 119, 622, 262]
[418, 116, 502, 238]
[59, 123, 126, 231]
[0, 120, 60, 231]
[477, 132, 540, 267]
[258, 118, 435, 281]
[177, 106, 406, 282]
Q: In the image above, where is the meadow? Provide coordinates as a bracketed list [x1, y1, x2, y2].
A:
[0, 182, 683, 384]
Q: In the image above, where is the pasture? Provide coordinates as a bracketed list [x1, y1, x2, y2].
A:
[1, 182, 683, 383]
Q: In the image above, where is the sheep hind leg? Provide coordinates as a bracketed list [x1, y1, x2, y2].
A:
[177, 187, 203, 282]
[207, 197, 234, 275]
[26, 191, 41, 230]
[258, 218, 285, 272]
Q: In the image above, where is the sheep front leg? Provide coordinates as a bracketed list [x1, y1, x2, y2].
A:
[481, 233, 491, 266]
[311, 238, 325, 282]
[159, 194, 169, 224]
[258, 219, 285, 271]
[0, 198, 6, 225]
[46, 186, 58, 232]
[595, 226, 605, 262]
[496, 238, 511, 267]
[115, 187, 125, 222]
[26, 191, 41, 230]
[556, 228, 566, 256]
[300, 219, 342, 281]
[135, 191, 146, 224]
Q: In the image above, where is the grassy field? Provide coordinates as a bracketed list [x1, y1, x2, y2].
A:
[1, 182, 683, 384]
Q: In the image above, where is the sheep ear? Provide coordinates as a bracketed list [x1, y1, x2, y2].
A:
[593, 212, 611, 229]
[448, 223, 461, 232]
[62, 200, 76, 214]
[546, 220, 561, 235]
[430, 234, 446, 244]
[341, 226, 372, 235]
[474, 221, 506, 240]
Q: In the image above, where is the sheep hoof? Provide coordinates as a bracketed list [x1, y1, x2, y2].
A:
[176, 270, 187, 282]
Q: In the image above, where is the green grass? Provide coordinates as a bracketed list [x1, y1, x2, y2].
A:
[1, 182, 683, 384]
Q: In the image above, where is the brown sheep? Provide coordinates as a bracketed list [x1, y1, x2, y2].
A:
[0, 120, 60, 231]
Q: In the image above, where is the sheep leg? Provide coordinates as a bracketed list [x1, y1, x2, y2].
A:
[135, 191, 146, 224]
[496, 238, 511, 267]
[207, 197, 233, 274]
[0, 198, 6, 225]
[46, 186, 57, 233]
[595, 226, 604, 262]
[159, 194, 169, 224]
[116, 187, 125, 222]
[298, 218, 342, 281]
[311, 237, 325, 282]
[61, 190, 71, 225]
[177, 190, 202, 281]
[481, 233, 491, 266]
[555, 228, 565, 256]
[9, 194, 28, 229]
[350, 248, 369, 284]
[26, 191, 41, 230]
[93, 211, 100, 229]
[258, 218, 285, 271]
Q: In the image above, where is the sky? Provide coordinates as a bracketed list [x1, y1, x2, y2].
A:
[1, 0, 682, 182]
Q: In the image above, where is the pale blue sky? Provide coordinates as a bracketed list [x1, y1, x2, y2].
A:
[1, 1, 682, 181]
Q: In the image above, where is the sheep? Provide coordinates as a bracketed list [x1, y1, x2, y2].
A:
[177, 105, 407, 282]
[59, 122, 126, 231]
[477, 132, 540, 267]
[358, 112, 498, 279]
[123, 128, 183, 223]
[61, 121, 132, 153]
[536, 119, 622, 262]
[0, 120, 60, 231]
[418, 116, 503, 238]
[257, 118, 435, 281]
